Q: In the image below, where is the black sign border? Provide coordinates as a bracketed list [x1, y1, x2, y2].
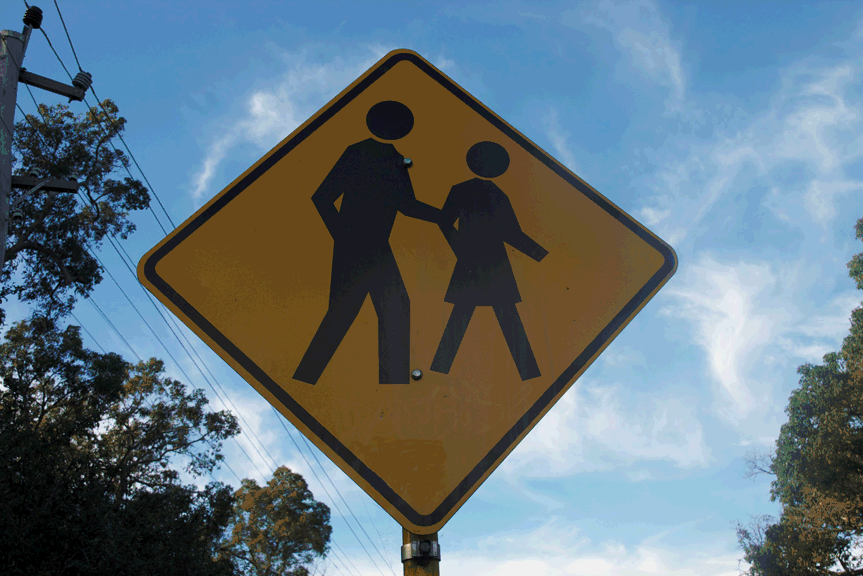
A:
[143, 50, 678, 529]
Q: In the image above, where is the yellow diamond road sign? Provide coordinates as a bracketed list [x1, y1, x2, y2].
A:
[138, 49, 677, 535]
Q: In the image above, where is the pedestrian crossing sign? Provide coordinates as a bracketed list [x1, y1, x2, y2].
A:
[138, 48, 677, 535]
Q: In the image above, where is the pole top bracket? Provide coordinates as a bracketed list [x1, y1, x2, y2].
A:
[401, 540, 441, 563]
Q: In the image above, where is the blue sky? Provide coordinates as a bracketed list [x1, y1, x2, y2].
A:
[3, 1, 863, 574]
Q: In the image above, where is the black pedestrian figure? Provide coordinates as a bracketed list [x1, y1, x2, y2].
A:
[430, 141, 548, 381]
[293, 101, 441, 385]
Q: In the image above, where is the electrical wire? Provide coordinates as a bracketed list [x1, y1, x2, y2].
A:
[4, 35, 251, 556]
[103, 231, 284, 479]
[81, 295, 243, 488]
[15, 23, 297, 526]
[4, 10, 170, 236]
[1, 35, 252, 489]
[9, 81, 345, 571]
[37, 3, 175, 231]
[4, 22, 269, 482]
[41, 10, 398, 570]
[78, 232, 272, 483]
[8, 76, 274, 488]
[103, 214, 396, 575]
[108, 235, 397, 575]
[11, 6, 399, 572]
[295, 423, 397, 575]
[103, 236, 375, 576]
[66, 307, 240, 483]
[69, 310, 105, 353]
[272, 404, 394, 576]
[51, 0, 81, 71]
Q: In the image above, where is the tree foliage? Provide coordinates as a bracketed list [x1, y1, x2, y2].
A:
[0, 316, 241, 575]
[217, 466, 332, 576]
[736, 215, 863, 575]
[2, 95, 334, 576]
[3, 99, 150, 325]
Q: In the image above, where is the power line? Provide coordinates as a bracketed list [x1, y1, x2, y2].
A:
[104, 228, 396, 574]
[86, 295, 141, 362]
[104, 231, 286, 479]
[13, 12, 284, 487]
[41, 19, 396, 567]
[2, 14, 170, 236]
[51, 0, 80, 70]
[5, 21, 271, 490]
[78, 232, 272, 483]
[64, 308, 243, 491]
[40, 2, 176, 231]
[6, 46, 281, 524]
[4, 25, 252, 540]
[80, 295, 243, 488]
[109, 237, 394, 576]
[272, 405, 395, 576]
[5, 106, 248, 504]
[69, 309, 105, 353]
[296, 426, 397, 575]
[12, 7, 397, 571]
[2, 49, 251, 493]
[360, 488, 392, 566]
[3, 31, 275, 488]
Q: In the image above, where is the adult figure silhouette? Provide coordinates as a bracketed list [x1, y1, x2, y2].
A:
[293, 101, 441, 385]
[431, 141, 548, 381]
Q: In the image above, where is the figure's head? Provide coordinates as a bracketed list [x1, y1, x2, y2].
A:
[466, 141, 510, 178]
[366, 101, 414, 140]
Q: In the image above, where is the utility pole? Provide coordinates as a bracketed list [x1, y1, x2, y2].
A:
[0, 5, 91, 271]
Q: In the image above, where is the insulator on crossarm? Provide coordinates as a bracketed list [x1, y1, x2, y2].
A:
[72, 71, 93, 92]
[23, 6, 43, 29]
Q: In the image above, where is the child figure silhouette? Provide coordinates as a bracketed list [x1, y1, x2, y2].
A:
[431, 141, 548, 381]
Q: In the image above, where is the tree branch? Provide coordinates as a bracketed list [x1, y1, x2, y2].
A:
[3, 241, 76, 287]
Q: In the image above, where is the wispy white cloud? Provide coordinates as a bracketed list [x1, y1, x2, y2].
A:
[189, 45, 394, 205]
[501, 380, 710, 478]
[191, 131, 238, 203]
[776, 291, 861, 362]
[418, 515, 747, 576]
[600, 343, 646, 366]
[640, 59, 863, 245]
[542, 107, 583, 177]
[660, 256, 783, 420]
[517, 10, 548, 21]
[564, 0, 686, 114]
[660, 251, 860, 421]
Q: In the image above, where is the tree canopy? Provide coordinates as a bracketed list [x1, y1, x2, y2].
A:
[3, 99, 150, 325]
[736, 215, 863, 576]
[0, 315, 240, 575]
[1, 95, 334, 576]
[217, 466, 333, 576]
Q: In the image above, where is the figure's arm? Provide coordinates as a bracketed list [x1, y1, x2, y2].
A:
[311, 151, 352, 240]
[501, 196, 548, 262]
[510, 232, 548, 262]
[400, 190, 440, 224]
[397, 164, 441, 224]
[399, 199, 441, 223]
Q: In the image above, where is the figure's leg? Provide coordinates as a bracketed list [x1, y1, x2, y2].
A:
[369, 255, 411, 384]
[293, 284, 367, 385]
[430, 303, 475, 374]
[493, 304, 540, 381]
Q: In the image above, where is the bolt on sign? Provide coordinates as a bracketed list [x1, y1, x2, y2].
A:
[138, 49, 677, 535]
